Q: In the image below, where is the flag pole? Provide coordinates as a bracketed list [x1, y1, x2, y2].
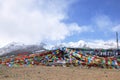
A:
[116, 32, 119, 49]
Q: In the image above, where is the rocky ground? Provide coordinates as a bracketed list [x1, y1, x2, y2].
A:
[0, 66, 120, 80]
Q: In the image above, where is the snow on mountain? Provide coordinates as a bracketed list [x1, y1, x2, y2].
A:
[59, 40, 120, 49]
[0, 42, 25, 55]
[0, 40, 119, 56]
[61, 40, 87, 48]
[87, 40, 117, 49]
[40, 40, 120, 50]
[0, 42, 46, 55]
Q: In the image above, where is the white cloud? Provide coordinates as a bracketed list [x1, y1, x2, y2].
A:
[93, 15, 113, 29]
[92, 14, 120, 36]
[67, 23, 92, 35]
[0, 0, 87, 47]
[112, 24, 120, 32]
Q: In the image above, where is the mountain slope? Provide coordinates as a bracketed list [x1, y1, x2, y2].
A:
[0, 42, 46, 56]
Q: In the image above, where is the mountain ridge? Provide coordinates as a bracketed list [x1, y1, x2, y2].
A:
[0, 42, 46, 56]
[0, 40, 119, 56]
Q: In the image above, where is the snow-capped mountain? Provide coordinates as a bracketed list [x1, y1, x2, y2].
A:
[0, 42, 23, 55]
[0, 42, 46, 56]
[58, 40, 120, 49]
[0, 40, 119, 56]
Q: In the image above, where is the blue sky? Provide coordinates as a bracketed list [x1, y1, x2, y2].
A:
[67, 0, 120, 24]
[63, 0, 120, 42]
[0, 0, 120, 48]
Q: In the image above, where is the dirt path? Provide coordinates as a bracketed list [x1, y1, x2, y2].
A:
[0, 66, 120, 80]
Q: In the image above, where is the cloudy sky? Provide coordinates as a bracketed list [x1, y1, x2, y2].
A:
[0, 0, 120, 48]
